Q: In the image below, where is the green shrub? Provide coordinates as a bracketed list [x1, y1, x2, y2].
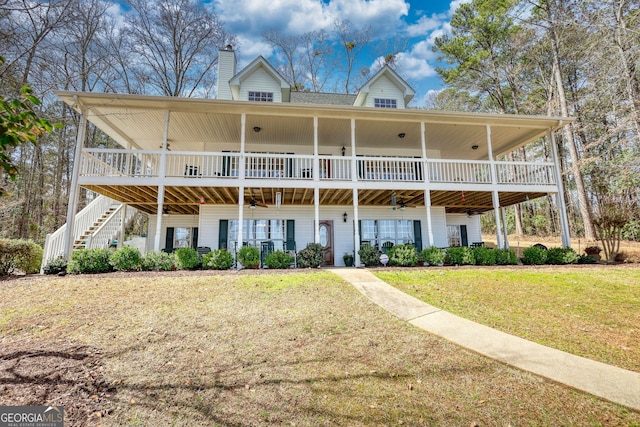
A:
[388, 244, 418, 267]
[444, 246, 474, 265]
[546, 247, 579, 265]
[175, 247, 201, 270]
[203, 249, 234, 270]
[522, 246, 547, 265]
[68, 248, 112, 274]
[237, 246, 260, 268]
[0, 238, 42, 275]
[141, 250, 176, 271]
[421, 246, 445, 266]
[578, 254, 598, 264]
[109, 246, 141, 271]
[358, 244, 380, 267]
[297, 243, 324, 268]
[264, 250, 294, 269]
[473, 246, 496, 266]
[43, 258, 67, 275]
[495, 248, 518, 265]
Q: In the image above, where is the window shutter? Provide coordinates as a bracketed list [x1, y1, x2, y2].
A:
[460, 225, 468, 247]
[165, 227, 174, 252]
[286, 220, 295, 251]
[191, 227, 199, 248]
[218, 220, 228, 249]
[413, 220, 422, 252]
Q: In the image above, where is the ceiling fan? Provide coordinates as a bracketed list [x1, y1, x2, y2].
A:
[390, 191, 416, 210]
[248, 194, 268, 209]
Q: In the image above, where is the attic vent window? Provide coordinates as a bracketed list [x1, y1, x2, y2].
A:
[374, 98, 397, 108]
[249, 91, 273, 102]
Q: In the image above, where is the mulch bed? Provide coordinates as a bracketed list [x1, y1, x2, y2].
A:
[0, 339, 115, 426]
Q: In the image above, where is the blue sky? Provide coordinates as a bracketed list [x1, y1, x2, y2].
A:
[206, 0, 469, 106]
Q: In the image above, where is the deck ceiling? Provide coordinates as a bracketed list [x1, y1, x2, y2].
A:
[84, 184, 546, 216]
[57, 91, 571, 159]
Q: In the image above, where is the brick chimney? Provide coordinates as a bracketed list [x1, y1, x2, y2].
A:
[217, 45, 236, 100]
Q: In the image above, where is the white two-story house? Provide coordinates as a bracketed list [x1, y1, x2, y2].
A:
[45, 46, 572, 267]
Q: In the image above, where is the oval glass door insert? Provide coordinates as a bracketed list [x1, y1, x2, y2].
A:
[319, 225, 328, 247]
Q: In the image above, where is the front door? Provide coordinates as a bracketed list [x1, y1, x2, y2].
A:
[319, 220, 334, 266]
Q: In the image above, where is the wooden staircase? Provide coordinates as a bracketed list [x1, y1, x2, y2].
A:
[73, 204, 120, 249]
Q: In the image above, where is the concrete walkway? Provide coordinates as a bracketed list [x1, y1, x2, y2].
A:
[329, 268, 640, 412]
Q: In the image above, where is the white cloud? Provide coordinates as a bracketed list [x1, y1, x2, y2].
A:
[395, 52, 437, 80]
[448, 0, 472, 15]
[405, 13, 445, 37]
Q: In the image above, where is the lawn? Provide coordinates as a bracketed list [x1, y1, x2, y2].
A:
[375, 265, 640, 372]
[1, 270, 639, 426]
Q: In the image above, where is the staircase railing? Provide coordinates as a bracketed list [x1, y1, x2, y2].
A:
[85, 205, 136, 250]
[41, 195, 137, 269]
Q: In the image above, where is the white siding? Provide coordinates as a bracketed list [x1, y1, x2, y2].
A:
[364, 75, 405, 109]
[217, 49, 236, 101]
[429, 207, 448, 247]
[239, 67, 282, 102]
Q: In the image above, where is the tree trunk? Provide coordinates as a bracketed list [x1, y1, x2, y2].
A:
[548, 9, 596, 240]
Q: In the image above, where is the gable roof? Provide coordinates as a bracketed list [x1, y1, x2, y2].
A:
[353, 65, 415, 107]
[228, 56, 291, 101]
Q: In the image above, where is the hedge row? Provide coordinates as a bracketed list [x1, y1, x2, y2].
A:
[359, 244, 519, 267]
[0, 239, 43, 275]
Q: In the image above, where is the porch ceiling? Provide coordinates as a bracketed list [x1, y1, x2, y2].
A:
[84, 184, 546, 216]
[57, 91, 572, 159]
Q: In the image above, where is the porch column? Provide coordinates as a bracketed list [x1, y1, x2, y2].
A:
[153, 111, 170, 251]
[424, 190, 434, 247]
[421, 122, 434, 247]
[237, 185, 244, 269]
[486, 125, 504, 249]
[313, 117, 319, 182]
[314, 187, 320, 243]
[353, 188, 360, 267]
[350, 118, 357, 182]
[240, 114, 246, 177]
[63, 106, 88, 260]
[501, 207, 510, 249]
[492, 191, 504, 249]
[154, 185, 165, 251]
[549, 129, 571, 248]
[118, 204, 127, 248]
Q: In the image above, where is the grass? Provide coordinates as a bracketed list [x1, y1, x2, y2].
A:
[1, 270, 639, 426]
[375, 265, 640, 372]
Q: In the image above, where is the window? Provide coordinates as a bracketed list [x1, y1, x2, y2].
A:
[361, 220, 413, 249]
[228, 219, 286, 250]
[174, 227, 192, 248]
[374, 98, 397, 108]
[248, 91, 273, 102]
[447, 225, 461, 247]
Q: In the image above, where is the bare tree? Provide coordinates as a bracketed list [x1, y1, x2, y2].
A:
[334, 19, 371, 94]
[125, 0, 234, 97]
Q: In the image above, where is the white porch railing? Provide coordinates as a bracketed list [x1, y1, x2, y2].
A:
[79, 149, 557, 186]
[358, 157, 424, 182]
[42, 195, 116, 264]
[85, 204, 136, 249]
[428, 159, 492, 183]
[166, 152, 241, 178]
[81, 149, 160, 177]
[495, 161, 556, 185]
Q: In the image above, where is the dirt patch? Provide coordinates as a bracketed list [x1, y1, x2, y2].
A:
[0, 339, 115, 426]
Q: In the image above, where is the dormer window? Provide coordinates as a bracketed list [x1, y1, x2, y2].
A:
[374, 98, 397, 108]
[249, 91, 274, 102]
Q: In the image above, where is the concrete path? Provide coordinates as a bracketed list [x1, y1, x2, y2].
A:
[329, 268, 640, 412]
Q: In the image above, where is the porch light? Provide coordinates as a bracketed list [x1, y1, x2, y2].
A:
[341, 146, 346, 156]
[253, 126, 261, 132]
[472, 145, 479, 150]
[398, 133, 406, 139]
[343, 212, 348, 223]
